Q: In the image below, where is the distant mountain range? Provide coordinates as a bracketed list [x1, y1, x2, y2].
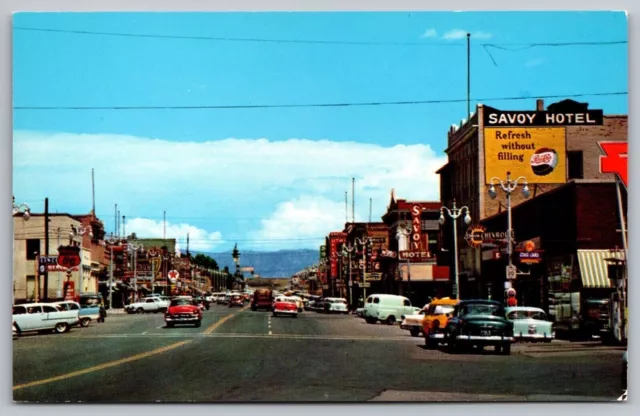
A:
[195, 249, 318, 278]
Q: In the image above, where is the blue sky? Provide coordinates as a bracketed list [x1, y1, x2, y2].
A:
[12, 11, 628, 253]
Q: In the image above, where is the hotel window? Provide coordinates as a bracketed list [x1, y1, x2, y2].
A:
[26, 239, 40, 260]
[568, 151, 584, 180]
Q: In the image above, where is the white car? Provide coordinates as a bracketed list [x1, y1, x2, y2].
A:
[125, 297, 170, 314]
[13, 303, 80, 335]
[324, 298, 349, 314]
[363, 294, 420, 325]
[400, 304, 430, 337]
[505, 307, 555, 342]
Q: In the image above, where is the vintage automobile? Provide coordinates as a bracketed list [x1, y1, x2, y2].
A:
[53, 300, 100, 327]
[505, 306, 555, 342]
[422, 298, 459, 348]
[442, 299, 515, 355]
[125, 296, 170, 314]
[12, 321, 18, 340]
[228, 293, 244, 308]
[12, 303, 80, 335]
[164, 297, 203, 328]
[323, 297, 349, 314]
[400, 304, 430, 337]
[621, 350, 628, 390]
[273, 296, 298, 318]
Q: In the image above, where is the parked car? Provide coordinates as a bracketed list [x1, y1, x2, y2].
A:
[323, 298, 349, 314]
[273, 297, 298, 318]
[12, 303, 80, 335]
[164, 297, 203, 328]
[363, 294, 420, 325]
[125, 297, 170, 314]
[400, 304, 430, 337]
[422, 298, 459, 348]
[13, 321, 18, 340]
[53, 300, 101, 327]
[505, 306, 554, 343]
[251, 288, 274, 311]
[442, 299, 515, 355]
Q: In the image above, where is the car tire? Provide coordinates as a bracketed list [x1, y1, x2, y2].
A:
[293, 314, 298, 318]
[272, 313, 277, 317]
[426, 336, 437, 349]
[55, 322, 69, 334]
[501, 344, 512, 356]
[195, 320, 201, 328]
[136, 308, 144, 314]
[365, 318, 377, 325]
[80, 318, 91, 327]
[446, 334, 457, 354]
[410, 328, 420, 337]
[386, 316, 396, 326]
[166, 322, 174, 328]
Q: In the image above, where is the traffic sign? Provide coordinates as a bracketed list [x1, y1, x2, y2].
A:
[360, 282, 371, 288]
[506, 265, 517, 280]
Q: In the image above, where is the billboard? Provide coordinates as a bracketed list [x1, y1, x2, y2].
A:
[484, 127, 567, 184]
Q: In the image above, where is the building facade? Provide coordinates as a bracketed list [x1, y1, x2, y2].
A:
[437, 98, 627, 302]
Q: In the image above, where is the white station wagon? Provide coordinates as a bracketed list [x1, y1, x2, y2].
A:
[12, 303, 80, 335]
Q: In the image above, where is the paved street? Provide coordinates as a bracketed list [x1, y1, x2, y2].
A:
[13, 303, 625, 403]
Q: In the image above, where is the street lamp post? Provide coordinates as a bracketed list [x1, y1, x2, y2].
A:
[354, 237, 372, 301]
[103, 233, 121, 309]
[70, 224, 94, 297]
[127, 241, 145, 303]
[341, 244, 356, 310]
[12, 197, 31, 303]
[439, 200, 472, 300]
[488, 171, 530, 289]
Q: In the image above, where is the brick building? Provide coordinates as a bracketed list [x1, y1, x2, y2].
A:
[380, 193, 449, 306]
[479, 181, 627, 309]
[436, 98, 627, 300]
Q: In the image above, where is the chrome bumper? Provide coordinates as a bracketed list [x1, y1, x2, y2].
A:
[456, 335, 515, 342]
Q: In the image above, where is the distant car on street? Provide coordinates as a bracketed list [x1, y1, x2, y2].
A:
[125, 297, 170, 314]
[251, 289, 274, 311]
[165, 297, 202, 328]
[323, 298, 349, 314]
[273, 297, 298, 318]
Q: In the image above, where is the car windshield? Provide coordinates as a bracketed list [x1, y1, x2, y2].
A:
[170, 299, 195, 307]
[460, 303, 504, 317]
[428, 304, 455, 315]
[508, 310, 547, 320]
[279, 298, 296, 304]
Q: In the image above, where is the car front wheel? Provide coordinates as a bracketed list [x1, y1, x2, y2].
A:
[55, 322, 69, 333]
[195, 320, 201, 328]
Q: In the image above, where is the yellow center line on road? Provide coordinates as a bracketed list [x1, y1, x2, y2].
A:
[13, 340, 191, 391]
[202, 305, 250, 334]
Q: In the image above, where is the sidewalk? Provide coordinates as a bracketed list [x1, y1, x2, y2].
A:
[106, 308, 128, 315]
[517, 340, 625, 354]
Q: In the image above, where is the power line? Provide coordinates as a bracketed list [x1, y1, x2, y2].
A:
[13, 26, 627, 48]
[13, 91, 628, 111]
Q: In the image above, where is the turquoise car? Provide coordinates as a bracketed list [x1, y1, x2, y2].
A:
[54, 300, 102, 327]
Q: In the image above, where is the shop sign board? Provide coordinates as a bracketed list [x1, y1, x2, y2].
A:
[484, 127, 567, 184]
[598, 141, 628, 188]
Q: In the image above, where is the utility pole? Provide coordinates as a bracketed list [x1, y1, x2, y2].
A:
[108, 245, 113, 309]
[467, 32, 471, 117]
[91, 168, 96, 214]
[43, 197, 50, 301]
[352, 177, 355, 223]
[369, 198, 372, 223]
[345, 191, 348, 224]
[122, 215, 126, 238]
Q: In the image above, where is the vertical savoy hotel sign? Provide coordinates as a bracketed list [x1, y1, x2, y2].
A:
[482, 104, 604, 184]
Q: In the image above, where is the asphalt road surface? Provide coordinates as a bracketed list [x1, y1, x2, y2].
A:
[13, 303, 626, 402]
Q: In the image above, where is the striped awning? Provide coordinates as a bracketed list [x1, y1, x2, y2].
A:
[577, 249, 626, 288]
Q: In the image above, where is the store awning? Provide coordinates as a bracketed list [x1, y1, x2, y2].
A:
[577, 249, 625, 288]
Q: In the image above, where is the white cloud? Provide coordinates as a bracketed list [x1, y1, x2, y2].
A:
[442, 29, 492, 40]
[125, 217, 224, 252]
[13, 131, 447, 250]
[420, 28, 438, 38]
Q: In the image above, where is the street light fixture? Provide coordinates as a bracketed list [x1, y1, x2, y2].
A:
[70, 224, 94, 297]
[354, 237, 373, 301]
[440, 199, 472, 300]
[340, 243, 356, 309]
[12, 196, 31, 220]
[127, 241, 145, 303]
[102, 233, 122, 309]
[488, 171, 530, 286]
